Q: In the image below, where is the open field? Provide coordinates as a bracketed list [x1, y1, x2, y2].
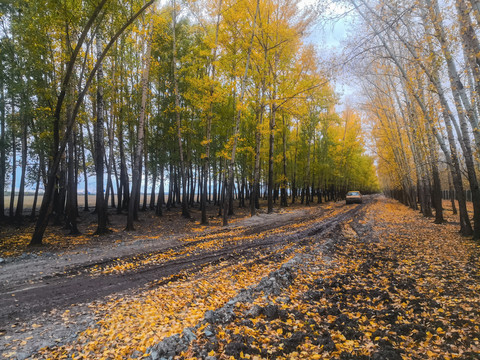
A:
[3, 194, 169, 214]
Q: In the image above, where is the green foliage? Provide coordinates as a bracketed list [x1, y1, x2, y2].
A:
[0, 0, 377, 222]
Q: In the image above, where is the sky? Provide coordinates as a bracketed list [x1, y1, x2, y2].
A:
[303, 1, 357, 111]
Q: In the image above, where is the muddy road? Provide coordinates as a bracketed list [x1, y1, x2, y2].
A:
[0, 197, 370, 357]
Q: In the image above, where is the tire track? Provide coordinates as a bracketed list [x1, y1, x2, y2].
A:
[0, 201, 367, 326]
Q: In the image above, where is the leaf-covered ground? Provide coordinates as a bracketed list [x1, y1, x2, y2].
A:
[2, 196, 480, 359]
[0, 205, 219, 259]
[183, 200, 480, 359]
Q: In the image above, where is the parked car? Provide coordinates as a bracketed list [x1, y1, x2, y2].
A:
[346, 191, 362, 204]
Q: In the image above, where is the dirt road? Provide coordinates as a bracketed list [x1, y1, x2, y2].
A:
[1, 199, 363, 324]
[0, 197, 366, 358]
[3, 195, 480, 359]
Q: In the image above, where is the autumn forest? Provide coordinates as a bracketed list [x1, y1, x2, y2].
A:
[0, 0, 383, 245]
[1, 0, 480, 359]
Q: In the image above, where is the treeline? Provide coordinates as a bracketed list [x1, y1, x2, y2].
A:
[0, 0, 378, 245]
[345, 0, 480, 238]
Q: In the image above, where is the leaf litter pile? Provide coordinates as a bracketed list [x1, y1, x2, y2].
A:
[7, 197, 480, 359]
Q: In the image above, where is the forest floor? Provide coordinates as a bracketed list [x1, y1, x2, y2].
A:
[1, 196, 480, 359]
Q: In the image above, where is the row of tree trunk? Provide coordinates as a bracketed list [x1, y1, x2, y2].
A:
[351, 0, 480, 237]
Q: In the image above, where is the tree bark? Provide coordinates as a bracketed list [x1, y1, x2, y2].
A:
[118, 123, 129, 213]
[426, 122, 444, 224]
[156, 165, 164, 216]
[292, 122, 299, 204]
[281, 114, 288, 207]
[127, 17, 153, 230]
[66, 128, 80, 234]
[15, 116, 27, 222]
[150, 165, 157, 210]
[172, 0, 190, 218]
[142, 147, 149, 211]
[105, 112, 115, 208]
[9, 128, 16, 218]
[250, 108, 262, 216]
[448, 171, 457, 215]
[30, 170, 41, 221]
[94, 35, 109, 235]
[223, 0, 259, 225]
[0, 75, 6, 220]
[456, 0, 480, 109]
[53, 159, 66, 226]
[79, 126, 89, 211]
[65, 73, 79, 231]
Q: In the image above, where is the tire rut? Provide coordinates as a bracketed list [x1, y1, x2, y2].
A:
[0, 201, 366, 326]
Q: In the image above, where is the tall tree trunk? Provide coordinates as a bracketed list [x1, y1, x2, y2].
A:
[156, 165, 164, 216]
[251, 101, 264, 215]
[213, 159, 217, 205]
[15, 118, 27, 222]
[176, 165, 181, 204]
[112, 153, 119, 208]
[118, 124, 129, 212]
[188, 162, 196, 206]
[94, 35, 109, 235]
[219, 159, 226, 216]
[292, 122, 299, 204]
[134, 157, 142, 219]
[267, 102, 276, 213]
[281, 114, 288, 207]
[305, 140, 311, 206]
[172, 0, 190, 218]
[448, 171, 457, 215]
[66, 129, 80, 234]
[150, 166, 157, 210]
[223, 0, 259, 225]
[9, 129, 16, 218]
[436, 98, 471, 233]
[167, 161, 173, 210]
[31, 170, 41, 221]
[105, 113, 114, 208]
[267, 14, 281, 214]
[74, 129, 80, 216]
[0, 75, 5, 220]
[142, 148, 148, 211]
[456, 0, 480, 108]
[197, 163, 202, 204]
[65, 78, 79, 233]
[426, 122, 444, 224]
[54, 159, 66, 226]
[126, 18, 152, 230]
[79, 126, 89, 211]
